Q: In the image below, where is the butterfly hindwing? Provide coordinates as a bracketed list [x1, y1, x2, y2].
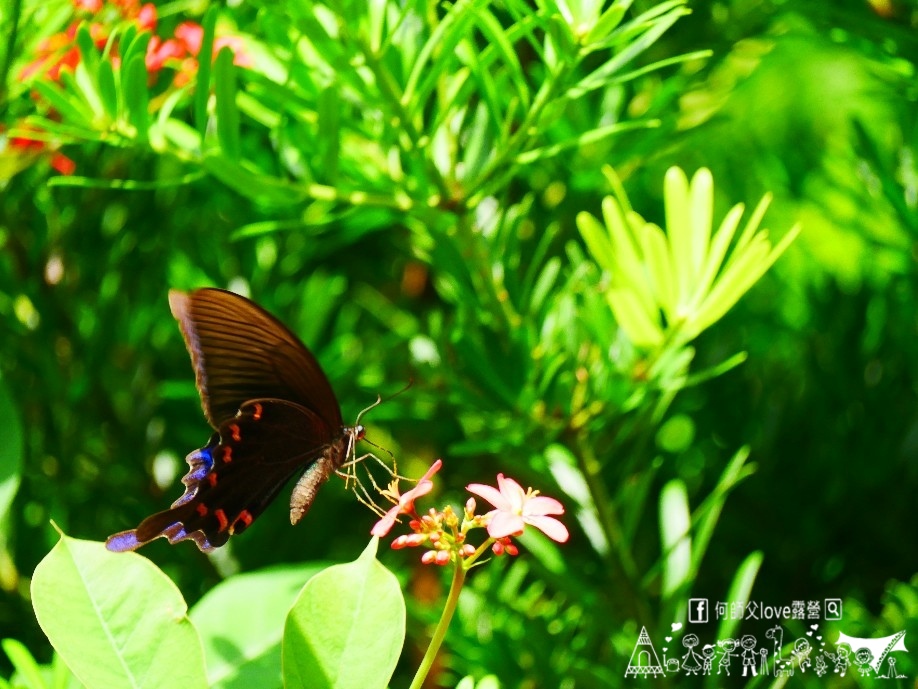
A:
[106, 399, 342, 553]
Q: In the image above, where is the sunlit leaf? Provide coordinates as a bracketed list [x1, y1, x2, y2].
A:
[283, 539, 404, 689]
[32, 536, 207, 689]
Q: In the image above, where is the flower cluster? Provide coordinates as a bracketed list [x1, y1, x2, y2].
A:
[22, 0, 250, 86]
[372, 461, 568, 567]
[11, 0, 251, 177]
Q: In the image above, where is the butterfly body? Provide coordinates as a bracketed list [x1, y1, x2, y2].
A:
[106, 289, 361, 553]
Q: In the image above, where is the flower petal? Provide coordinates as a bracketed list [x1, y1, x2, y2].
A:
[523, 515, 569, 543]
[399, 478, 433, 507]
[486, 511, 525, 539]
[420, 459, 443, 482]
[523, 495, 565, 517]
[371, 505, 401, 537]
[496, 474, 526, 511]
[466, 483, 511, 511]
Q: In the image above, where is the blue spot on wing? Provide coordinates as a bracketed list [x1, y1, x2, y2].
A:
[173, 434, 219, 507]
[105, 530, 142, 552]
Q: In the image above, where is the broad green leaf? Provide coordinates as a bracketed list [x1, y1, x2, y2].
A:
[31, 536, 207, 689]
[214, 47, 241, 160]
[283, 539, 404, 689]
[191, 564, 328, 689]
[659, 480, 691, 599]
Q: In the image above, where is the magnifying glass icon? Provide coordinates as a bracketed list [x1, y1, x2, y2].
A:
[825, 599, 842, 619]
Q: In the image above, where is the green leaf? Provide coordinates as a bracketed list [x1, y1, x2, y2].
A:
[32, 81, 94, 126]
[583, 0, 633, 46]
[576, 211, 615, 272]
[607, 289, 663, 347]
[191, 564, 328, 689]
[515, 120, 657, 164]
[659, 480, 691, 600]
[31, 535, 208, 689]
[214, 47, 241, 159]
[202, 154, 307, 206]
[97, 60, 118, 120]
[567, 3, 688, 97]
[690, 447, 754, 577]
[714, 551, 763, 645]
[317, 85, 341, 182]
[0, 376, 23, 527]
[75, 24, 101, 77]
[123, 55, 150, 141]
[282, 539, 405, 689]
[195, 6, 219, 140]
[638, 222, 677, 319]
[2, 638, 46, 689]
[664, 166, 692, 307]
[688, 168, 713, 282]
[403, 0, 480, 111]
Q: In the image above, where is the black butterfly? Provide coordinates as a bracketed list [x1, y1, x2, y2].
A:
[106, 288, 364, 552]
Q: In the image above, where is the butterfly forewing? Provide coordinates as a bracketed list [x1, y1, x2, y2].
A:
[169, 289, 343, 429]
[106, 399, 345, 552]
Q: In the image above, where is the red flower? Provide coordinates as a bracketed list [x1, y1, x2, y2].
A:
[74, 0, 103, 13]
[137, 3, 157, 31]
[145, 36, 186, 73]
[466, 474, 569, 543]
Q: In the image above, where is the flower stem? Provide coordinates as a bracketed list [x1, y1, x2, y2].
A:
[408, 560, 467, 689]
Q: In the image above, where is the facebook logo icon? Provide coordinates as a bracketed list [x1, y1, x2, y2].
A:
[688, 598, 709, 623]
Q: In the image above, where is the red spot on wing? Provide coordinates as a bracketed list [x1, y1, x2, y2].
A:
[236, 510, 253, 529]
[230, 423, 241, 441]
[222, 446, 232, 463]
[196, 504, 208, 516]
[207, 472, 218, 487]
[215, 508, 228, 531]
[253, 403, 263, 420]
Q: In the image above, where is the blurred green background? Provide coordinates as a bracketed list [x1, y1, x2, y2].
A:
[1, 0, 917, 686]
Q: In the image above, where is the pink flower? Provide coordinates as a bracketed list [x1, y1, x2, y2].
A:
[466, 474, 569, 543]
[371, 460, 442, 537]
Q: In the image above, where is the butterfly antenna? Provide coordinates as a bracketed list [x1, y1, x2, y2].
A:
[353, 379, 414, 426]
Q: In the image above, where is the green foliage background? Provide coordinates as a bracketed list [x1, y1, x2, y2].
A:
[1, 0, 917, 686]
